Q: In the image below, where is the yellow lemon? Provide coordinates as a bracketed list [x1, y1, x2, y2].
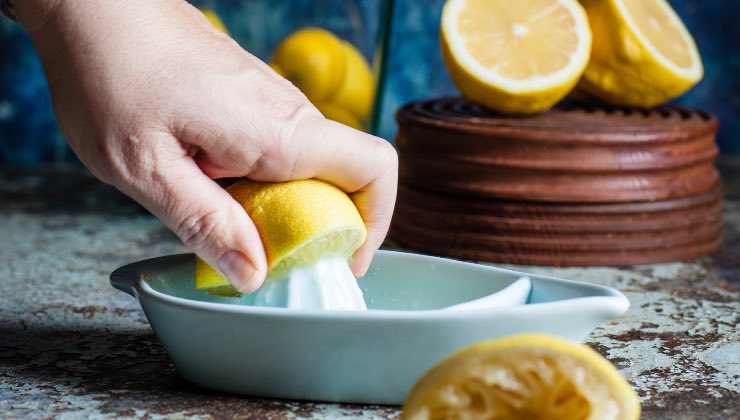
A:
[271, 28, 347, 104]
[440, 0, 592, 114]
[403, 334, 640, 420]
[271, 28, 375, 129]
[269, 62, 287, 78]
[327, 41, 375, 121]
[579, 0, 703, 107]
[195, 179, 367, 293]
[316, 103, 364, 130]
[198, 7, 229, 35]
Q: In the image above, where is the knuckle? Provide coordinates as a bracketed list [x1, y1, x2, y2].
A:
[279, 104, 317, 141]
[175, 207, 226, 253]
[256, 76, 313, 122]
[260, 105, 319, 178]
[109, 131, 178, 191]
[373, 137, 399, 172]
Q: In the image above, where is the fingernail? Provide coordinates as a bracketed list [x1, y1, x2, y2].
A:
[218, 250, 261, 293]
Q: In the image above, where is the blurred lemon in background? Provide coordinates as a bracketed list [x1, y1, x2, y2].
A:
[440, 0, 592, 114]
[329, 41, 375, 122]
[195, 179, 367, 294]
[315, 103, 364, 130]
[402, 334, 640, 420]
[269, 62, 287, 78]
[271, 28, 374, 130]
[272, 28, 347, 104]
[578, 0, 703, 107]
[199, 7, 229, 35]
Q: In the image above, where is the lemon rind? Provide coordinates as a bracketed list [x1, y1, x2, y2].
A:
[402, 334, 640, 420]
[613, 0, 703, 82]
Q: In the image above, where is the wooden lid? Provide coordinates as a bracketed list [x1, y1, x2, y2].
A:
[396, 97, 720, 203]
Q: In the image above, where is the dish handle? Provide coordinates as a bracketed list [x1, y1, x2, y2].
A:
[110, 254, 193, 297]
[110, 261, 147, 297]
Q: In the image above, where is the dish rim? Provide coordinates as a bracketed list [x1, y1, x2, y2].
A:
[111, 250, 630, 320]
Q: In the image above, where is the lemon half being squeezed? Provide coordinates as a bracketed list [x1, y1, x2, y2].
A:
[195, 179, 367, 295]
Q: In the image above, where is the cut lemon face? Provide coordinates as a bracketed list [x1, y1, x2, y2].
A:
[579, 0, 702, 107]
[441, 0, 592, 114]
[195, 179, 367, 293]
[402, 334, 640, 420]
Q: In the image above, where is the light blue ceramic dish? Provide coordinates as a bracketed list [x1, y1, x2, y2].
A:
[110, 250, 629, 405]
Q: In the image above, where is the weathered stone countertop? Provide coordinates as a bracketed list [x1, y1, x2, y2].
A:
[1, 167, 738, 419]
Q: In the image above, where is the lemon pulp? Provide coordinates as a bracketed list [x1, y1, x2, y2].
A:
[578, 0, 702, 106]
[440, 0, 592, 114]
[403, 334, 640, 420]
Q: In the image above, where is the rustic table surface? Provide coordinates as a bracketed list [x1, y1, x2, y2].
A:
[1, 167, 738, 419]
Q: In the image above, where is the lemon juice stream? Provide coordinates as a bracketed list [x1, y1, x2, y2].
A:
[240, 256, 367, 310]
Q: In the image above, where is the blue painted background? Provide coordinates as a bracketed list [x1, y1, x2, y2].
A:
[1, 0, 738, 164]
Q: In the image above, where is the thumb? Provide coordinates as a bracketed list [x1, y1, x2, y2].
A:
[121, 148, 268, 293]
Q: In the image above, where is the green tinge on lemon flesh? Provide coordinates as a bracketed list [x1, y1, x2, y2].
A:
[194, 229, 363, 295]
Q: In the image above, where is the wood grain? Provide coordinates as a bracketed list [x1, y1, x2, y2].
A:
[392, 98, 724, 266]
[396, 98, 720, 203]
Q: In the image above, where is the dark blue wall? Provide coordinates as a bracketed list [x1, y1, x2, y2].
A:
[1, 0, 737, 164]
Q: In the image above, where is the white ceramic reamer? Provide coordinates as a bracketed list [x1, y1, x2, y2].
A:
[110, 250, 629, 404]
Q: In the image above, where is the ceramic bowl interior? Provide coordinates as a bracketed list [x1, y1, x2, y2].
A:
[140, 251, 616, 311]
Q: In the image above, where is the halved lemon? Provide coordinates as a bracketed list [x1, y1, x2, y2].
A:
[579, 0, 703, 107]
[440, 0, 592, 114]
[195, 179, 367, 294]
[402, 334, 640, 420]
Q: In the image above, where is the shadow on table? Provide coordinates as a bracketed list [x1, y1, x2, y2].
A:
[0, 325, 252, 414]
[1, 325, 190, 392]
[0, 325, 386, 416]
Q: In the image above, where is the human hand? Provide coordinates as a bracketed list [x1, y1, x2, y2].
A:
[16, 0, 398, 293]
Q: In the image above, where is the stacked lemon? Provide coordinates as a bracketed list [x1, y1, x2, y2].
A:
[270, 28, 375, 130]
[441, 0, 702, 113]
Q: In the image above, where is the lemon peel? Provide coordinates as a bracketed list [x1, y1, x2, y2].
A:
[403, 334, 640, 420]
